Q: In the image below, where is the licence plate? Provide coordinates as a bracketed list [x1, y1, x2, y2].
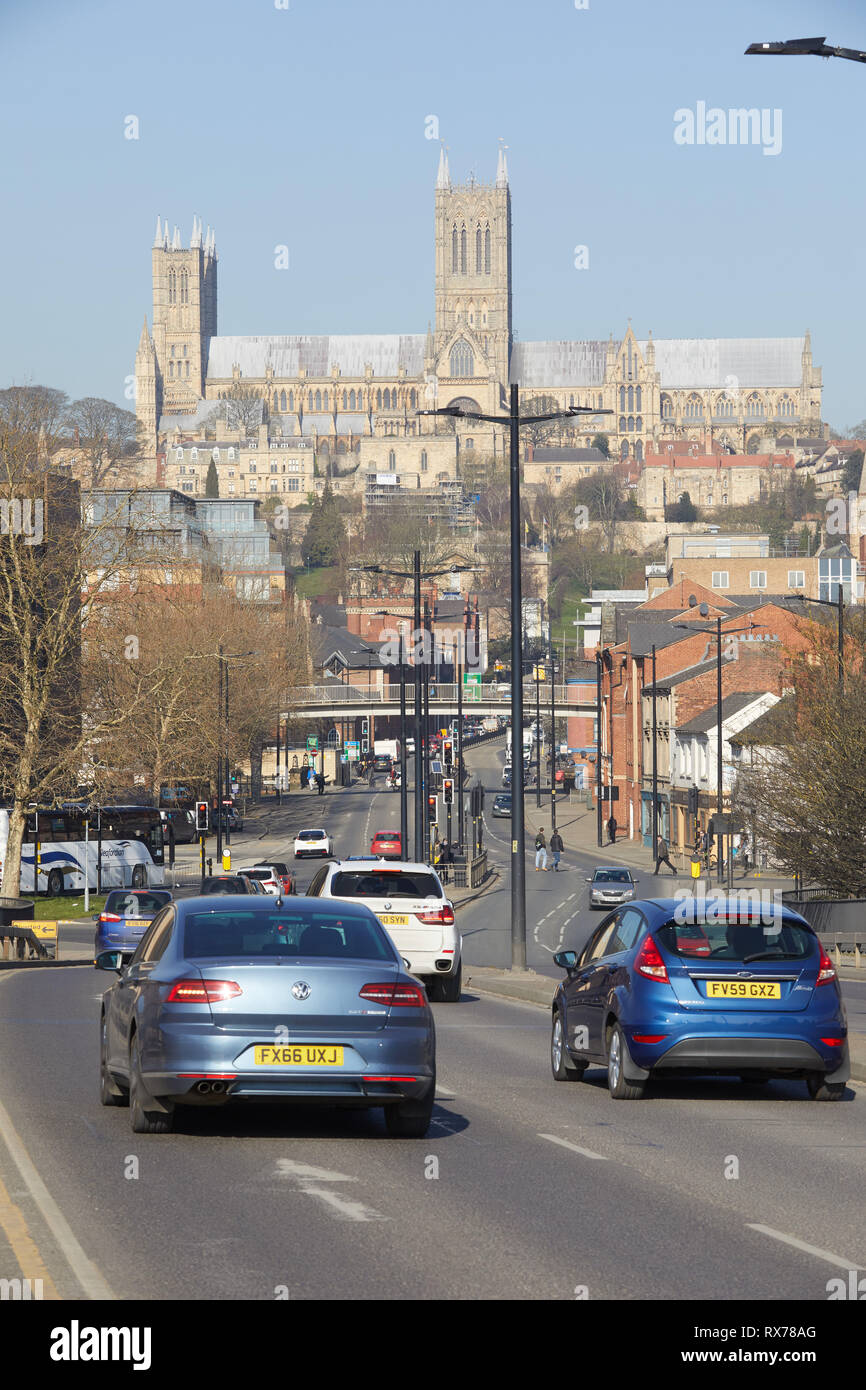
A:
[253, 1045, 344, 1066]
[379, 914, 409, 926]
[705, 981, 781, 1000]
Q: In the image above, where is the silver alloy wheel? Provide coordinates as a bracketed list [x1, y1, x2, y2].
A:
[608, 1028, 622, 1091]
[552, 1015, 563, 1072]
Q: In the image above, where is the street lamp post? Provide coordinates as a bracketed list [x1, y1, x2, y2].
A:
[535, 666, 541, 809]
[419, 389, 612, 969]
[550, 646, 557, 832]
[399, 629, 408, 859]
[596, 651, 604, 848]
[651, 644, 659, 857]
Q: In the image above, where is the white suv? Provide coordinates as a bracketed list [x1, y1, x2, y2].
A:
[306, 858, 462, 1001]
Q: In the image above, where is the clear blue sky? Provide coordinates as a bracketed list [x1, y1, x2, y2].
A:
[1, 0, 864, 428]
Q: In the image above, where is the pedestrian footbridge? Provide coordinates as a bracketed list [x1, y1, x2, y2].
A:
[284, 682, 593, 720]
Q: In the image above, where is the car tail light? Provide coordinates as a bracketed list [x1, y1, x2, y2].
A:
[816, 942, 837, 986]
[820, 1037, 844, 1047]
[99, 913, 122, 923]
[359, 982, 426, 1007]
[632, 1034, 667, 1043]
[165, 979, 243, 1003]
[415, 906, 455, 925]
[362, 1075, 418, 1083]
[635, 934, 669, 984]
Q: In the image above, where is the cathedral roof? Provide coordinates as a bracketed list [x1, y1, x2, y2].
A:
[512, 336, 807, 389]
[206, 335, 426, 380]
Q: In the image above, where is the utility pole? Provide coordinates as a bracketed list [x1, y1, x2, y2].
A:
[413, 549, 423, 861]
[651, 644, 658, 857]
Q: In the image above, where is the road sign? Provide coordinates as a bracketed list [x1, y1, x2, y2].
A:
[463, 672, 481, 703]
[306, 736, 319, 752]
[345, 740, 360, 760]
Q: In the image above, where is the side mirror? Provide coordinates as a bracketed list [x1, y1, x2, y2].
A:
[401, 957, 412, 970]
[585, 877, 592, 883]
[95, 950, 124, 973]
[553, 950, 578, 971]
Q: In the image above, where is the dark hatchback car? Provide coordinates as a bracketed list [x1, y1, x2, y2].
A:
[94, 889, 173, 960]
[492, 793, 512, 818]
[199, 875, 257, 895]
[96, 895, 436, 1137]
[551, 897, 849, 1102]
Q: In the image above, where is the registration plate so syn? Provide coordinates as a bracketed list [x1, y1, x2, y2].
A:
[705, 981, 781, 1000]
[253, 1045, 344, 1066]
[379, 914, 408, 926]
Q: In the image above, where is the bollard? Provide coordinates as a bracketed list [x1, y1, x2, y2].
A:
[855, 944, 862, 970]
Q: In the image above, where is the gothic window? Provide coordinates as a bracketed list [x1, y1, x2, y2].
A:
[627, 386, 634, 412]
[777, 395, 795, 418]
[349, 389, 356, 410]
[465, 438, 474, 451]
[280, 390, 287, 411]
[660, 394, 673, 419]
[168, 269, 176, 305]
[460, 226, 467, 273]
[628, 416, 634, 433]
[288, 390, 294, 411]
[450, 341, 474, 377]
[620, 440, 629, 459]
[746, 394, 765, 419]
[185, 361, 190, 377]
[452, 226, 459, 273]
[315, 390, 322, 410]
[636, 385, 642, 412]
[619, 416, 626, 432]
[484, 226, 491, 274]
[410, 388, 416, 408]
[376, 389, 382, 409]
[685, 394, 703, 420]
[619, 387, 626, 412]
[322, 390, 328, 410]
[168, 362, 174, 379]
[180, 270, 189, 306]
[421, 450, 428, 472]
[308, 391, 313, 409]
[476, 226, 482, 272]
[636, 416, 642, 432]
[342, 390, 347, 409]
[273, 391, 278, 410]
[384, 388, 391, 409]
[598, 394, 603, 410]
[569, 395, 575, 408]
[388, 450, 396, 468]
[635, 440, 643, 462]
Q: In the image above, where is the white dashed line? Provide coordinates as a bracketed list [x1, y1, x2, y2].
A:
[745, 1223, 862, 1272]
[539, 1133, 609, 1161]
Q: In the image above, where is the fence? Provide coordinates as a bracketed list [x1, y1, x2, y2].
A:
[781, 893, 866, 967]
[437, 850, 488, 891]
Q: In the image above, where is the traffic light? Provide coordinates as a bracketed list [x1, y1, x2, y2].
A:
[361, 719, 369, 753]
[443, 739, 453, 768]
[687, 786, 698, 816]
[443, 778, 454, 805]
[195, 801, 209, 833]
[427, 794, 437, 822]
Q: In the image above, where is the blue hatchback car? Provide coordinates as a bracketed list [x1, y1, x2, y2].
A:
[551, 896, 849, 1101]
[94, 889, 173, 961]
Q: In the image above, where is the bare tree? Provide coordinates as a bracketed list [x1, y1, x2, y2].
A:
[215, 383, 266, 437]
[65, 396, 140, 489]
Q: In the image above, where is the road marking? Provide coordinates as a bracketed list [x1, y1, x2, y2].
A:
[276, 1159, 357, 1183]
[0, 1093, 115, 1299]
[539, 1133, 609, 1161]
[0, 1171, 61, 1300]
[297, 1186, 390, 1222]
[746, 1223, 862, 1271]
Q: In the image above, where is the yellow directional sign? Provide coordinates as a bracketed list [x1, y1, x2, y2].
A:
[14, 919, 57, 940]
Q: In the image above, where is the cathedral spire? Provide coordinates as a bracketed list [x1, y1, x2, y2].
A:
[496, 141, 508, 188]
[191, 215, 202, 248]
[137, 314, 153, 355]
[154, 216, 162, 247]
[163, 216, 170, 249]
[436, 144, 450, 190]
[172, 225, 181, 250]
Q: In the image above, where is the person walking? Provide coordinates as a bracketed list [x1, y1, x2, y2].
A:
[316, 772, 325, 796]
[534, 827, 549, 871]
[653, 833, 677, 876]
[607, 815, 617, 845]
[549, 828, 564, 872]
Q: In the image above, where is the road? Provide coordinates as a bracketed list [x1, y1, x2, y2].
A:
[0, 747, 863, 1305]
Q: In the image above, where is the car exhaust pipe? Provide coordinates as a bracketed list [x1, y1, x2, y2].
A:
[196, 1080, 211, 1094]
[210, 1081, 226, 1095]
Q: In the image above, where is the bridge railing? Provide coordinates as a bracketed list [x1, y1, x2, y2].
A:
[287, 683, 586, 707]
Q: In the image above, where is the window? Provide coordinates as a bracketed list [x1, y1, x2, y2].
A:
[484, 226, 491, 274]
[619, 387, 626, 412]
[249, 479, 257, 491]
[388, 450, 396, 468]
[450, 341, 474, 377]
[288, 477, 300, 491]
[627, 386, 633, 412]
[420, 450, 428, 472]
[750, 571, 767, 589]
[460, 226, 467, 273]
[228, 447, 235, 461]
[685, 394, 704, 420]
[175, 447, 183, 460]
[288, 460, 300, 471]
[452, 226, 458, 272]
[711, 571, 729, 589]
[476, 225, 482, 272]
[636, 385, 642, 412]
[661, 394, 673, 419]
[315, 390, 322, 410]
[465, 438, 474, 451]
[228, 482, 235, 494]
[280, 390, 287, 411]
[191, 448, 198, 460]
[788, 570, 805, 589]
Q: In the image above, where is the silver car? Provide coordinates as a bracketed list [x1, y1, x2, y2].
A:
[587, 866, 636, 909]
[97, 895, 436, 1137]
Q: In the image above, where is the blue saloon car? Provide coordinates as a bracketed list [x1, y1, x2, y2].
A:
[96, 894, 436, 1136]
[94, 889, 173, 961]
[551, 897, 849, 1101]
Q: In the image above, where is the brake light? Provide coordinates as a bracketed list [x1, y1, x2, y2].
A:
[632, 1034, 667, 1043]
[415, 906, 455, 925]
[99, 913, 122, 923]
[635, 934, 669, 984]
[359, 982, 426, 1007]
[165, 979, 243, 1003]
[362, 1075, 418, 1083]
[816, 942, 837, 986]
[820, 1037, 844, 1047]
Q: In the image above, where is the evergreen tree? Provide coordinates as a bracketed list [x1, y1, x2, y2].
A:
[301, 481, 346, 568]
[205, 459, 219, 497]
[591, 433, 611, 458]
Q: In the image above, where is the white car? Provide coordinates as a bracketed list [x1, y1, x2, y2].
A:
[239, 865, 281, 895]
[293, 827, 334, 859]
[306, 858, 462, 1001]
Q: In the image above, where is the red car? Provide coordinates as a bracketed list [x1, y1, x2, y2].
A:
[371, 830, 402, 860]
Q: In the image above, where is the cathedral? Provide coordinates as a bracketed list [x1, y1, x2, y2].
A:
[134, 149, 824, 501]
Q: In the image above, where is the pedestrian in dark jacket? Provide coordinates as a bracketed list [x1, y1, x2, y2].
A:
[607, 815, 617, 844]
[550, 829, 564, 871]
[653, 835, 677, 876]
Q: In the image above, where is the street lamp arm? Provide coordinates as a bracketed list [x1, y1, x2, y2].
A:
[745, 37, 866, 63]
[417, 406, 614, 426]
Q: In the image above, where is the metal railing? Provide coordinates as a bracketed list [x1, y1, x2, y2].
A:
[437, 851, 488, 890]
[287, 683, 587, 708]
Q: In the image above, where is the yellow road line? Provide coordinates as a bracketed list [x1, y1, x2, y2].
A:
[0, 1170, 61, 1299]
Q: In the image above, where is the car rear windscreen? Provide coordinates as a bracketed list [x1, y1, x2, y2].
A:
[105, 890, 171, 915]
[331, 871, 443, 900]
[243, 869, 271, 880]
[300, 830, 326, 839]
[184, 909, 394, 960]
[656, 915, 816, 962]
[199, 877, 248, 894]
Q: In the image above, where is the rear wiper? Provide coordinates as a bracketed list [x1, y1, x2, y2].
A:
[742, 951, 802, 963]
